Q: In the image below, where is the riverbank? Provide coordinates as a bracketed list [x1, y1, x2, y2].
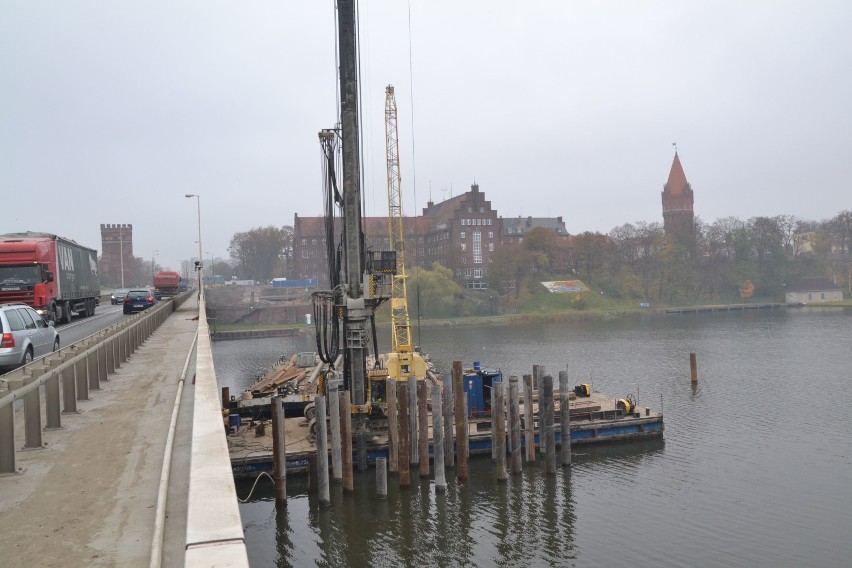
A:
[208, 299, 851, 338]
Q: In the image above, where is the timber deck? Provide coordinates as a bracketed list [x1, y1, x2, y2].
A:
[228, 390, 664, 478]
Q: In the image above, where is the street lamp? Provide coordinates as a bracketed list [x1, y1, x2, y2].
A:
[151, 250, 159, 282]
[185, 194, 203, 298]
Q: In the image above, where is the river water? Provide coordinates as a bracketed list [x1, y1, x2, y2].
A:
[212, 307, 852, 567]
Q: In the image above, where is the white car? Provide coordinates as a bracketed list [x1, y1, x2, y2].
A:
[0, 303, 60, 372]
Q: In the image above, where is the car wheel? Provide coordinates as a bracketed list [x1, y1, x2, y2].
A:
[22, 348, 33, 367]
[48, 302, 57, 325]
[53, 338, 60, 352]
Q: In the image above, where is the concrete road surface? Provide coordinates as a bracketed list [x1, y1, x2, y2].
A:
[0, 299, 200, 567]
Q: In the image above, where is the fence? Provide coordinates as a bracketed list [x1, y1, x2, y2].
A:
[0, 293, 190, 475]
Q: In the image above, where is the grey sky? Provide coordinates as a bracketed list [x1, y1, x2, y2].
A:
[2, 1, 850, 274]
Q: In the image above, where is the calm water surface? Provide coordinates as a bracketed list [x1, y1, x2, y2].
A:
[213, 307, 852, 567]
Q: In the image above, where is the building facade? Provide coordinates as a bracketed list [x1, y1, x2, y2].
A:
[292, 183, 579, 290]
[421, 183, 499, 289]
[100, 223, 133, 287]
[785, 277, 844, 304]
[292, 214, 431, 289]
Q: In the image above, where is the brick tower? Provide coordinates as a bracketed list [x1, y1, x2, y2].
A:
[100, 224, 133, 287]
[661, 152, 695, 247]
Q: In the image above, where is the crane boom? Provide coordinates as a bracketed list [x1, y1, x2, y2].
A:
[383, 85, 426, 388]
[384, 85, 413, 354]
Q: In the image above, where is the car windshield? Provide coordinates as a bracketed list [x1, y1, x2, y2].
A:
[114, 289, 128, 296]
[0, 265, 42, 286]
[128, 290, 150, 296]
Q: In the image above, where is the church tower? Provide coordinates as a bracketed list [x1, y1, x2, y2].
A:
[661, 152, 695, 246]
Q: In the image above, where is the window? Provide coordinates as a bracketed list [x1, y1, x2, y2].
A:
[460, 231, 466, 239]
[488, 232, 494, 239]
[461, 243, 467, 252]
[464, 268, 471, 277]
[487, 219, 492, 226]
[4, 309, 25, 331]
[468, 207, 472, 213]
[302, 250, 308, 259]
[473, 231, 482, 264]
[311, 239, 317, 245]
[473, 268, 482, 278]
[301, 238, 307, 246]
[17, 308, 36, 330]
[479, 206, 484, 213]
[488, 243, 494, 252]
[456, 269, 462, 276]
[27, 309, 45, 328]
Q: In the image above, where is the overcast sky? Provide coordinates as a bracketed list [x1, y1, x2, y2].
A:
[2, 1, 850, 273]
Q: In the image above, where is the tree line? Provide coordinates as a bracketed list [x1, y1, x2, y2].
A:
[223, 211, 849, 310]
[489, 210, 851, 305]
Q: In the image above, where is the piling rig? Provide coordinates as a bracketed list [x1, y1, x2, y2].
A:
[311, 0, 394, 471]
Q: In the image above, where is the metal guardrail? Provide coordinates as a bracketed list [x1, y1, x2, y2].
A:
[184, 296, 249, 566]
[0, 292, 191, 476]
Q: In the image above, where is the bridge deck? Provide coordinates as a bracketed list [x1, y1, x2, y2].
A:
[0, 300, 199, 567]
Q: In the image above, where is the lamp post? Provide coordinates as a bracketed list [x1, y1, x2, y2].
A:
[185, 194, 203, 298]
[151, 250, 159, 283]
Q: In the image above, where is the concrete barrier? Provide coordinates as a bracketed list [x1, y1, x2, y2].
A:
[184, 296, 249, 566]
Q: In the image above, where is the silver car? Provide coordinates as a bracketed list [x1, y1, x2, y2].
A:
[0, 303, 60, 372]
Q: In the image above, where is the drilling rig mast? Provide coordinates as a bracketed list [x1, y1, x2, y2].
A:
[312, 0, 391, 471]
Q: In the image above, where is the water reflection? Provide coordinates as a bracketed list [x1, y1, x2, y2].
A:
[224, 309, 852, 567]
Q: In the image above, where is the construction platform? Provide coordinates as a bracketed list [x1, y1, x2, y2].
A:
[228, 390, 664, 479]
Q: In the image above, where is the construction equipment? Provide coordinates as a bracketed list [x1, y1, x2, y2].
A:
[311, 0, 392, 470]
[383, 84, 427, 389]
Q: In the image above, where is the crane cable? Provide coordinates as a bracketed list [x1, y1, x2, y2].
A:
[407, 0, 423, 348]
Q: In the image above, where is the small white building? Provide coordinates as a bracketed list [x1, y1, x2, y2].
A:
[785, 277, 843, 304]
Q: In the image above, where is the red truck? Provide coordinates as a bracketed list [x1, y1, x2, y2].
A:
[0, 232, 100, 324]
[153, 271, 181, 299]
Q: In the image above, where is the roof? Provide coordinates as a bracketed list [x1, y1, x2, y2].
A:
[502, 216, 567, 235]
[421, 192, 468, 225]
[295, 216, 431, 239]
[664, 153, 690, 195]
[788, 277, 841, 292]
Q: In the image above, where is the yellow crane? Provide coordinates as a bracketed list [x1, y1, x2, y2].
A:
[383, 84, 426, 383]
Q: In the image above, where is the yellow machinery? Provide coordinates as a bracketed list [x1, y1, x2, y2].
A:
[380, 84, 427, 399]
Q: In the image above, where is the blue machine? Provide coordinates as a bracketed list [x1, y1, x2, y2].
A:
[463, 362, 502, 417]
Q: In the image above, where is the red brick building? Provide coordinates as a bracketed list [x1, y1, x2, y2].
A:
[100, 223, 133, 287]
[292, 183, 572, 290]
[661, 152, 695, 247]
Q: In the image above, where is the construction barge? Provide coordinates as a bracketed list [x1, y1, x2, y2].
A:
[227, 371, 664, 479]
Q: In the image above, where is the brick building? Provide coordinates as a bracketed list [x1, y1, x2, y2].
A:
[420, 183, 499, 289]
[292, 183, 575, 290]
[292, 214, 431, 288]
[661, 152, 695, 247]
[100, 223, 133, 287]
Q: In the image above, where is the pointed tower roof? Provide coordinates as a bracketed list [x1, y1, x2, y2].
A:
[665, 152, 689, 195]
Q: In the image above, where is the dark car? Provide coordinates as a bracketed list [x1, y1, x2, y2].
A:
[123, 290, 156, 314]
[111, 289, 129, 304]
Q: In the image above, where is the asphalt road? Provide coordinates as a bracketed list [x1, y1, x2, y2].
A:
[52, 303, 131, 348]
